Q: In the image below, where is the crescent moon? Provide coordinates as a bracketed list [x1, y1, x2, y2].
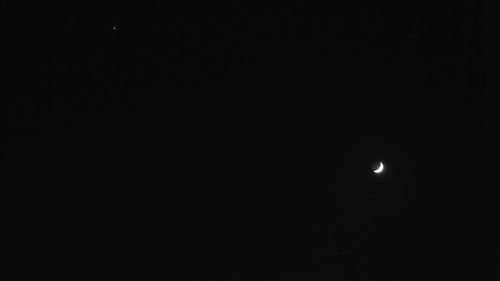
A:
[374, 162, 384, 173]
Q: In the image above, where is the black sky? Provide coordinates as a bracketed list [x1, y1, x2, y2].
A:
[2, 2, 490, 280]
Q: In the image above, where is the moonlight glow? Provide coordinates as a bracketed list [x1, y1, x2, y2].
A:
[373, 162, 384, 174]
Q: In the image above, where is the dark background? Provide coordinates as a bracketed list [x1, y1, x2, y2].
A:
[2, 1, 491, 280]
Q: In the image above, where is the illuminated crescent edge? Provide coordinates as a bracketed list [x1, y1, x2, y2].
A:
[374, 162, 384, 173]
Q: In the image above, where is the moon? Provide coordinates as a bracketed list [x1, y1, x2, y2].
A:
[373, 162, 384, 174]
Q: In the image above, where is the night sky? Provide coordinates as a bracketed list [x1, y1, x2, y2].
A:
[2, 2, 491, 280]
